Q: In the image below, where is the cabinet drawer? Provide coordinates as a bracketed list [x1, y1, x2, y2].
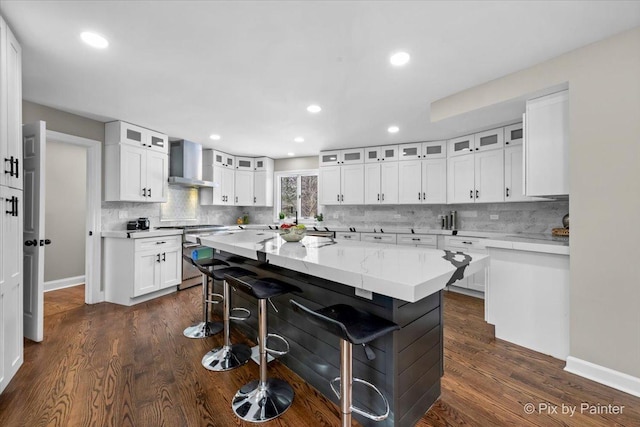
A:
[135, 235, 181, 251]
[444, 236, 486, 251]
[335, 232, 361, 241]
[397, 234, 437, 247]
[361, 233, 397, 244]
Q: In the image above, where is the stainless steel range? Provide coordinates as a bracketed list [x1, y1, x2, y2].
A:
[156, 224, 229, 289]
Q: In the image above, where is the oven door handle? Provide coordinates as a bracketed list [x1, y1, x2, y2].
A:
[182, 242, 201, 249]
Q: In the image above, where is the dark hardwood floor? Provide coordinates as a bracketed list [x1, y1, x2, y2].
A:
[0, 285, 638, 426]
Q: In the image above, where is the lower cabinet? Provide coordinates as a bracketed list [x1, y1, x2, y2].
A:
[442, 236, 487, 294]
[104, 234, 182, 305]
[334, 231, 361, 241]
[396, 234, 437, 249]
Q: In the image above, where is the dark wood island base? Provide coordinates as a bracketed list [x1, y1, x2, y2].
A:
[218, 253, 443, 427]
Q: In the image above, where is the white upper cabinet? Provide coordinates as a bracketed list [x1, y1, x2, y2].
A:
[504, 145, 532, 202]
[422, 141, 446, 159]
[504, 123, 523, 146]
[398, 143, 421, 161]
[474, 149, 504, 202]
[364, 163, 381, 203]
[105, 121, 168, 154]
[524, 90, 569, 197]
[447, 154, 475, 203]
[236, 156, 254, 171]
[365, 162, 398, 204]
[213, 150, 235, 168]
[398, 160, 423, 204]
[474, 128, 504, 152]
[422, 159, 447, 204]
[254, 157, 274, 172]
[319, 164, 364, 205]
[365, 145, 399, 162]
[319, 148, 364, 166]
[319, 165, 342, 205]
[235, 169, 254, 205]
[253, 157, 274, 206]
[447, 134, 474, 157]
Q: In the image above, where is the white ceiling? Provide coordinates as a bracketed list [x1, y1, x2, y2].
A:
[2, 1, 640, 158]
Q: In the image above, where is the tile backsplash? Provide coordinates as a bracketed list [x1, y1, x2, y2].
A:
[320, 200, 569, 234]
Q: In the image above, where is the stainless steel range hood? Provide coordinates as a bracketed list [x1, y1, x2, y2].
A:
[168, 140, 215, 188]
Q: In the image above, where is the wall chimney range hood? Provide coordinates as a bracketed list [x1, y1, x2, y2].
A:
[168, 140, 215, 188]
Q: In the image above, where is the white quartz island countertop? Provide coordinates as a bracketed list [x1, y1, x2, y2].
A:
[195, 230, 489, 303]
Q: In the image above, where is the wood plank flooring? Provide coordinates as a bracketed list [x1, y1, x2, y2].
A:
[0, 285, 638, 426]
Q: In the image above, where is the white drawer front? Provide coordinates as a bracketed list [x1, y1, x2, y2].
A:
[135, 235, 181, 251]
[397, 234, 437, 247]
[444, 236, 487, 251]
[361, 233, 397, 244]
[335, 232, 361, 241]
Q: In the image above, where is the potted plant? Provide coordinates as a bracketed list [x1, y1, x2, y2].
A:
[278, 211, 286, 225]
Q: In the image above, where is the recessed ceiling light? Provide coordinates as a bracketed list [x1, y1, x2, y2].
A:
[209, 134, 221, 140]
[389, 51, 410, 66]
[307, 105, 322, 113]
[80, 32, 109, 49]
[294, 137, 304, 143]
[387, 126, 400, 134]
[287, 152, 295, 156]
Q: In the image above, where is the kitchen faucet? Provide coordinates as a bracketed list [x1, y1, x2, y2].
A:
[289, 207, 298, 225]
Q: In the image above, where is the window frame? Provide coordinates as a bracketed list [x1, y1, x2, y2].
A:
[274, 169, 319, 223]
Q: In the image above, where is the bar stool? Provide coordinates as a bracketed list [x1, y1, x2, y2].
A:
[290, 300, 400, 427]
[201, 267, 256, 371]
[226, 274, 301, 423]
[182, 254, 229, 339]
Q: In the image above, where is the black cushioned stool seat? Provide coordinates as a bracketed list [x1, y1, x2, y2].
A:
[225, 275, 301, 423]
[290, 300, 400, 427]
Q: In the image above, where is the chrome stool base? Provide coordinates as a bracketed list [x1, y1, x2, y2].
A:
[202, 343, 251, 371]
[183, 321, 223, 339]
[232, 378, 294, 422]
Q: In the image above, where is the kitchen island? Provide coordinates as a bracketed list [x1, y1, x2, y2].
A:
[195, 230, 488, 427]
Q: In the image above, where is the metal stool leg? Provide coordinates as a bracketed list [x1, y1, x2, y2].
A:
[183, 273, 223, 339]
[341, 339, 353, 427]
[201, 280, 251, 371]
[232, 298, 294, 422]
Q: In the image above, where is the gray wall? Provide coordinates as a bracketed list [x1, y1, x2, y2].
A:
[431, 27, 640, 378]
[275, 156, 318, 171]
[43, 140, 86, 282]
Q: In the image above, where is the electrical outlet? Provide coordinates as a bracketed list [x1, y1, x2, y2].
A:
[118, 210, 128, 219]
[490, 214, 499, 220]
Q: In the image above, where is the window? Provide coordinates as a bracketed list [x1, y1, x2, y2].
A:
[275, 170, 318, 221]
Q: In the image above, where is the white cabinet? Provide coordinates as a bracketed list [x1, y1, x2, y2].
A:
[0, 21, 22, 190]
[319, 148, 364, 166]
[398, 159, 447, 204]
[364, 161, 398, 204]
[105, 121, 168, 154]
[201, 150, 234, 205]
[104, 143, 168, 202]
[397, 234, 437, 248]
[447, 150, 503, 204]
[212, 150, 235, 168]
[422, 141, 446, 159]
[447, 134, 474, 157]
[524, 90, 569, 197]
[0, 185, 23, 393]
[236, 157, 254, 171]
[335, 232, 360, 241]
[361, 233, 397, 244]
[504, 145, 534, 202]
[504, 123, 523, 147]
[364, 145, 399, 163]
[319, 164, 364, 205]
[474, 128, 504, 152]
[398, 143, 421, 161]
[235, 169, 254, 205]
[104, 234, 181, 305]
[253, 157, 274, 206]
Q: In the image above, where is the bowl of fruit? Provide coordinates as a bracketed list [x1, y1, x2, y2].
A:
[279, 223, 306, 242]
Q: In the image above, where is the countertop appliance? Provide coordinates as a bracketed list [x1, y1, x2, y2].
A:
[156, 224, 229, 290]
[168, 140, 215, 187]
[137, 217, 150, 230]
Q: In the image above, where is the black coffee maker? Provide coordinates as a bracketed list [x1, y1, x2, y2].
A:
[137, 217, 150, 230]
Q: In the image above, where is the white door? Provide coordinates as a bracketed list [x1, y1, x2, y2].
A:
[475, 150, 504, 203]
[364, 163, 381, 204]
[5, 23, 22, 191]
[398, 160, 422, 204]
[120, 145, 145, 201]
[447, 154, 475, 203]
[380, 162, 399, 204]
[504, 145, 528, 202]
[0, 186, 24, 393]
[21, 122, 46, 342]
[222, 167, 235, 205]
[340, 164, 364, 205]
[145, 151, 167, 202]
[423, 159, 447, 204]
[160, 247, 181, 289]
[319, 166, 341, 205]
[235, 170, 254, 206]
[134, 251, 159, 297]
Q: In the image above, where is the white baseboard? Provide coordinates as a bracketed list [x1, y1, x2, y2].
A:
[565, 356, 640, 398]
[44, 275, 85, 292]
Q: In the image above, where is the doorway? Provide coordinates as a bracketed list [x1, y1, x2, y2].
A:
[45, 130, 102, 305]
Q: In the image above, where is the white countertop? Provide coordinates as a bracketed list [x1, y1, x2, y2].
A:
[101, 229, 183, 239]
[195, 230, 489, 303]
